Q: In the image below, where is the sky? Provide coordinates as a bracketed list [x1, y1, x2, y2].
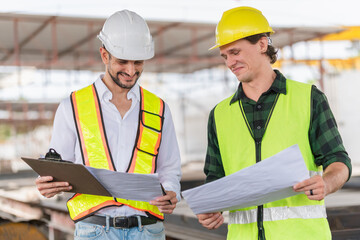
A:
[1, 0, 359, 27]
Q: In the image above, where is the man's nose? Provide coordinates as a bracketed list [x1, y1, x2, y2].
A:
[124, 62, 136, 76]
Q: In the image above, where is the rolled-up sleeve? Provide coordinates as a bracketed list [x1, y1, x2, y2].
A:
[204, 107, 226, 183]
[309, 86, 352, 180]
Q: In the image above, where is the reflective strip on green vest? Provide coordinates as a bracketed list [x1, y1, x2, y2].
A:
[310, 170, 323, 177]
[229, 205, 327, 224]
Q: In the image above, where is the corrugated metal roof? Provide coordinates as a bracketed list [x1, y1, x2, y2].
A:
[0, 12, 343, 73]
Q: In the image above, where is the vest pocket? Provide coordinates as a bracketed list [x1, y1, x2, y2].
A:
[141, 110, 163, 132]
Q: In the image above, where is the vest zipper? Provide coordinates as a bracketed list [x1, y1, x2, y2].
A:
[256, 140, 265, 240]
[239, 94, 279, 240]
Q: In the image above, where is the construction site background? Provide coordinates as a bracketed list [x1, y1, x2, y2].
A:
[0, 1, 359, 239]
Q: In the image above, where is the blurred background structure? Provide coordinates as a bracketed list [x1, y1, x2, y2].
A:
[0, 0, 359, 239]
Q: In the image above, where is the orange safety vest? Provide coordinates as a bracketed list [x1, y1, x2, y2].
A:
[67, 83, 165, 222]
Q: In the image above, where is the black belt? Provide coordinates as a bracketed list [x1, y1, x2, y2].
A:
[81, 215, 157, 228]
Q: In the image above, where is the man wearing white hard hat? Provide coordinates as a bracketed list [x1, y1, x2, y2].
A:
[35, 10, 181, 239]
[197, 6, 351, 240]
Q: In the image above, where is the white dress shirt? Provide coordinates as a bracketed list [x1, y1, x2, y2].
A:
[50, 74, 181, 217]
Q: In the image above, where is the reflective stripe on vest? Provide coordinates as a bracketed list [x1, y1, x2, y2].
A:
[229, 205, 327, 224]
[214, 79, 331, 239]
[70, 83, 113, 169]
[128, 87, 164, 174]
[67, 84, 164, 221]
[310, 170, 323, 177]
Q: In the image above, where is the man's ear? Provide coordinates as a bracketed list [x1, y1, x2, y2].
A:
[258, 36, 268, 53]
[99, 47, 109, 64]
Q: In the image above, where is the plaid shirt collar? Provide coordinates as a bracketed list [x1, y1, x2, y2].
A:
[230, 69, 287, 104]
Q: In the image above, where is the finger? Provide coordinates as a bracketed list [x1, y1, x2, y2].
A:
[294, 175, 323, 191]
[149, 200, 170, 206]
[40, 185, 72, 198]
[157, 200, 176, 213]
[213, 216, 224, 229]
[306, 193, 318, 201]
[305, 189, 325, 201]
[158, 204, 175, 211]
[156, 195, 172, 202]
[150, 196, 177, 206]
[41, 192, 56, 198]
[205, 214, 223, 229]
[305, 189, 314, 197]
[39, 184, 72, 193]
[161, 193, 177, 203]
[204, 215, 221, 229]
[158, 206, 176, 214]
[150, 190, 175, 204]
[169, 197, 178, 204]
[297, 181, 324, 194]
[201, 213, 221, 227]
[197, 213, 213, 221]
[35, 176, 53, 184]
[294, 184, 317, 192]
[37, 181, 70, 191]
[293, 179, 314, 191]
[42, 188, 67, 198]
[38, 183, 72, 198]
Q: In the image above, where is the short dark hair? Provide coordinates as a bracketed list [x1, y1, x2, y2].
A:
[244, 33, 278, 64]
[102, 45, 112, 60]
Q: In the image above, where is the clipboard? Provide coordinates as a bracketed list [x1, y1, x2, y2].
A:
[21, 157, 112, 197]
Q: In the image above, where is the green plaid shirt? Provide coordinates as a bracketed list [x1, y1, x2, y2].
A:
[204, 70, 352, 182]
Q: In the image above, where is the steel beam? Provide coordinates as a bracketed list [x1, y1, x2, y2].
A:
[1, 16, 56, 63]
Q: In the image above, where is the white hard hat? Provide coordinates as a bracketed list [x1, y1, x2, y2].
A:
[97, 10, 154, 60]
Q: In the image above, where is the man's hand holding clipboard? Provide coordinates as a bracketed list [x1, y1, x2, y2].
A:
[35, 175, 73, 198]
[32, 149, 74, 198]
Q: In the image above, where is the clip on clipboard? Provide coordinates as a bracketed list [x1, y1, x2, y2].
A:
[21, 149, 111, 197]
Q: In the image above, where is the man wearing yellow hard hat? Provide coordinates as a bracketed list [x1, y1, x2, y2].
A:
[197, 6, 351, 240]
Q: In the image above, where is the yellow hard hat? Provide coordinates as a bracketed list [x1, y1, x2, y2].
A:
[209, 6, 274, 50]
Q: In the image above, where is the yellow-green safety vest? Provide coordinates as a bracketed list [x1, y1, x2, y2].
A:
[214, 79, 331, 240]
[67, 83, 165, 222]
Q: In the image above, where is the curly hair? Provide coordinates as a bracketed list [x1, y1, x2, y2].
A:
[244, 33, 278, 64]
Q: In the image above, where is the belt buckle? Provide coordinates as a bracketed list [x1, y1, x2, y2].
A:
[113, 216, 129, 229]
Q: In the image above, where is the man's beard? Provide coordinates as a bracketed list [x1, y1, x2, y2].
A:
[108, 69, 141, 89]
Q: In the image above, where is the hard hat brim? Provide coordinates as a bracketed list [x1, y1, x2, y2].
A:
[208, 29, 275, 51]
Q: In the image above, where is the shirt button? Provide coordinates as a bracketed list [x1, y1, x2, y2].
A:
[257, 126, 261, 130]
[257, 104, 262, 109]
